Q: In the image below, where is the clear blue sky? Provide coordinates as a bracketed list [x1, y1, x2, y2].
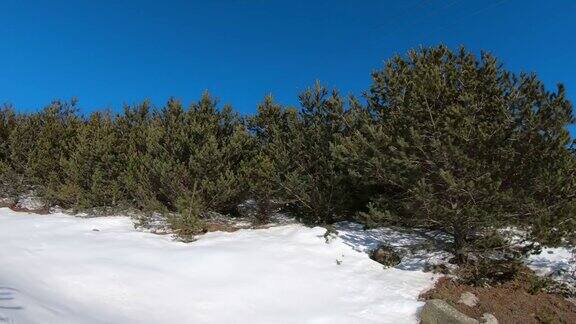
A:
[0, 0, 574, 135]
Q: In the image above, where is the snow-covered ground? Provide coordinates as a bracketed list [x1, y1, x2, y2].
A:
[528, 247, 576, 287]
[0, 208, 438, 324]
[2, 208, 572, 324]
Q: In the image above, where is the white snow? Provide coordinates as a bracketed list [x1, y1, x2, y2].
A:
[335, 222, 454, 271]
[528, 246, 576, 286]
[498, 226, 576, 286]
[0, 208, 437, 324]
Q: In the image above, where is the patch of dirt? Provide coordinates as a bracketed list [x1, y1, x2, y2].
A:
[204, 221, 279, 233]
[8, 205, 50, 215]
[204, 222, 247, 233]
[421, 274, 576, 323]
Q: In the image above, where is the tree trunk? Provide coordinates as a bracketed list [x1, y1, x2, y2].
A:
[453, 226, 467, 264]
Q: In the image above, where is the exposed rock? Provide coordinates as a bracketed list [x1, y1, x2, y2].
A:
[459, 291, 479, 307]
[420, 299, 479, 324]
[480, 313, 498, 324]
[370, 244, 401, 267]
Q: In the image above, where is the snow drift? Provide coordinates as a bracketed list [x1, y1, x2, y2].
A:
[0, 208, 438, 324]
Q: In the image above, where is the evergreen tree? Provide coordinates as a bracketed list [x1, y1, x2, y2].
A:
[58, 110, 124, 208]
[267, 83, 351, 224]
[7, 100, 81, 201]
[335, 46, 576, 262]
[0, 105, 16, 163]
[115, 100, 158, 210]
[0, 105, 18, 197]
[114, 94, 252, 234]
[245, 95, 288, 222]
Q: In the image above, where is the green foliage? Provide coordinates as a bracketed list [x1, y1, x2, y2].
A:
[245, 95, 292, 222]
[0, 105, 16, 163]
[0, 106, 19, 197]
[335, 45, 576, 262]
[170, 185, 207, 241]
[283, 83, 351, 223]
[249, 86, 353, 224]
[0, 45, 574, 257]
[115, 94, 252, 221]
[58, 110, 124, 208]
[5, 100, 81, 201]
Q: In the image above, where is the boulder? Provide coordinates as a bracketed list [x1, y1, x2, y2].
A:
[370, 244, 401, 267]
[420, 299, 479, 324]
[480, 313, 498, 324]
[459, 292, 479, 307]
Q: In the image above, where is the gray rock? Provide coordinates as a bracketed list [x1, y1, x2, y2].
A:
[370, 244, 401, 267]
[420, 299, 479, 324]
[458, 291, 479, 307]
[480, 313, 498, 324]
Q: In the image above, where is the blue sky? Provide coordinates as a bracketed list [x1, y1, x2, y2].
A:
[0, 0, 574, 135]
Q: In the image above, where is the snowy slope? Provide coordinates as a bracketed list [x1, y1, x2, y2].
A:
[0, 208, 437, 324]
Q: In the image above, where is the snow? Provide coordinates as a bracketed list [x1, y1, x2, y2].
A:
[500, 226, 576, 286]
[14, 193, 45, 211]
[0, 208, 437, 324]
[528, 247, 576, 286]
[335, 222, 454, 271]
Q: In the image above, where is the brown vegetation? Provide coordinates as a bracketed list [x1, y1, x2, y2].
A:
[421, 273, 576, 323]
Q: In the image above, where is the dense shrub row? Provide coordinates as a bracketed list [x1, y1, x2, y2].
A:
[1, 46, 575, 260]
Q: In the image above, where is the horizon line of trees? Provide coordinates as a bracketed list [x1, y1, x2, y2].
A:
[1, 46, 575, 264]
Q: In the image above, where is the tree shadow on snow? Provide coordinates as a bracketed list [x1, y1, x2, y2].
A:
[0, 287, 23, 311]
[528, 256, 575, 282]
[333, 222, 453, 272]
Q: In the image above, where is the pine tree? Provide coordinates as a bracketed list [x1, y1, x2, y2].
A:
[0, 105, 18, 197]
[0, 105, 16, 163]
[336, 46, 576, 263]
[7, 100, 81, 201]
[114, 94, 253, 233]
[259, 83, 352, 224]
[244, 95, 287, 222]
[58, 110, 124, 208]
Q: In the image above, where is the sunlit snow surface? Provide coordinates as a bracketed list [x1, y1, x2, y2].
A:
[0, 208, 439, 324]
